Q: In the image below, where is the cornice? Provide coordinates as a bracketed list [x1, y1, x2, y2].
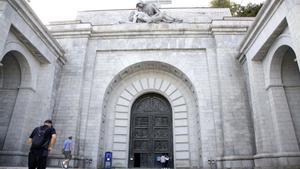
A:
[211, 18, 253, 35]
[7, 0, 66, 64]
[48, 19, 251, 39]
[47, 21, 92, 38]
[92, 23, 211, 37]
[237, 0, 284, 62]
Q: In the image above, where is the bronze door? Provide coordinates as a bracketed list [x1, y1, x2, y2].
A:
[129, 93, 174, 168]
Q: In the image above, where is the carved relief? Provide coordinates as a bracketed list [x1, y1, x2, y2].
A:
[134, 140, 148, 150]
[154, 140, 169, 151]
[154, 117, 168, 126]
[154, 128, 168, 138]
[134, 128, 149, 138]
[135, 117, 148, 126]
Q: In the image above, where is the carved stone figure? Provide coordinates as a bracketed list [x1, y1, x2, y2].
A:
[129, 2, 183, 23]
[129, 10, 152, 23]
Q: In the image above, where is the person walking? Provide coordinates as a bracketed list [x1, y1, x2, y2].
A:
[160, 155, 166, 169]
[61, 136, 73, 168]
[165, 155, 170, 169]
[27, 120, 57, 169]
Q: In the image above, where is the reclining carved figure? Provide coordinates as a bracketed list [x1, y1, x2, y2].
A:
[128, 2, 183, 23]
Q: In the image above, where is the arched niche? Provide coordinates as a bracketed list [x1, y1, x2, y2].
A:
[264, 34, 300, 152]
[281, 47, 300, 147]
[0, 49, 35, 149]
[1, 42, 37, 89]
[99, 61, 201, 168]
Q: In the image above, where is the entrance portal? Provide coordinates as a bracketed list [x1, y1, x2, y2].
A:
[129, 93, 174, 168]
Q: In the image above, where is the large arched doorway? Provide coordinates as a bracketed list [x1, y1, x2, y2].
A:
[128, 93, 174, 168]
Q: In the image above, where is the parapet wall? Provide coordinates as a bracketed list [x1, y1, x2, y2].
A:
[76, 8, 232, 25]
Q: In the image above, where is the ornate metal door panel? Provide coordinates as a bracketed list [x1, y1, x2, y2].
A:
[129, 93, 174, 168]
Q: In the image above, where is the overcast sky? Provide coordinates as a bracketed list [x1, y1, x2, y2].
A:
[28, 0, 265, 24]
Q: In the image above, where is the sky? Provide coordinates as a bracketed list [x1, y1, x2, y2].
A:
[27, 0, 265, 24]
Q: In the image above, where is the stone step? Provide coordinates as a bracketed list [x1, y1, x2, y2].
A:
[0, 168, 173, 169]
[0, 167, 173, 169]
[0, 168, 65, 169]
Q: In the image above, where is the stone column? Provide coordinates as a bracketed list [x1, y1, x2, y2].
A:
[77, 40, 98, 165]
[1, 88, 34, 165]
[247, 60, 277, 167]
[267, 86, 299, 153]
[206, 48, 224, 165]
[52, 36, 90, 167]
[214, 34, 255, 168]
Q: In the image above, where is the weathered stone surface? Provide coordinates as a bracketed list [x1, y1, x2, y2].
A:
[0, 0, 300, 169]
[0, 0, 65, 166]
[237, 0, 300, 168]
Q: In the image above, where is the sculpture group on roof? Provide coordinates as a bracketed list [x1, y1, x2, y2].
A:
[128, 1, 183, 23]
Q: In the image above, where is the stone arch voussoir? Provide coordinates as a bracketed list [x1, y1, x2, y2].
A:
[1, 42, 37, 89]
[265, 34, 295, 88]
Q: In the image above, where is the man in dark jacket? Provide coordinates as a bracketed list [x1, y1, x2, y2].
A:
[27, 120, 57, 169]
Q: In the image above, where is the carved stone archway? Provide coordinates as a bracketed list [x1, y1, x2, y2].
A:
[101, 61, 201, 168]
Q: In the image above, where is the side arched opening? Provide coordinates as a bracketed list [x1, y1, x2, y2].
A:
[0, 50, 33, 156]
[0, 52, 21, 149]
[268, 45, 300, 153]
[281, 47, 300, 147]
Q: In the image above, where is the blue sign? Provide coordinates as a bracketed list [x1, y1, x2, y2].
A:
[104, 151, 112, 169]
[105, 151, 112, 161]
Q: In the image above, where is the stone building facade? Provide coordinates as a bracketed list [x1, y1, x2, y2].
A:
[0, 0, 299, 169]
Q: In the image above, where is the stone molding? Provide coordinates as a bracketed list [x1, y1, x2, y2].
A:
[0, 150, 27, 156]
[6, 0, 65, 63]
[264, 33, 293, 88]
[216, 155, 254, 161]
[254, 152, 300, 159]
[49, 22, 251, 39]
[47, 9, 253, 39]
[237, 0, 285, 62]
[102, 61, 198, 103]
[1, 41, 37, 90]
[111, 75, 191, 167]
[216, 152, 300, 161]
[9, 26, 50, 64]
